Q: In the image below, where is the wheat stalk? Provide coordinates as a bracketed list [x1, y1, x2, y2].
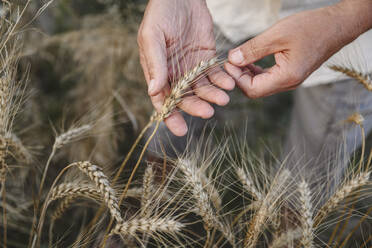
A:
[0, 138, 7, 248]
[298, 180, 314, 248]
[315, 171, 370, 226]
[329, 65, 372, 91]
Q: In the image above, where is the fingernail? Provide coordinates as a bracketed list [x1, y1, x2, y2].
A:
[229, 49, 244, 65]
[148, 79, 156, 95]
[219, 94, 230, 106]
[176, 124, 188, 137]
[205, 107, 215, 118]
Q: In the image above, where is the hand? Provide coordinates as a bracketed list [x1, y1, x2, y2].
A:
[225, 0, 372, 99]
[138, 0, 235, 136]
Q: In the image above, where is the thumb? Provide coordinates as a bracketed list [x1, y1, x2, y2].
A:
[228, 31, 278, 67]
[139, 28, 168, 96]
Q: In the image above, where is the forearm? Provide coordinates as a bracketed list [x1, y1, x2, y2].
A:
[331, 0, 372, 45]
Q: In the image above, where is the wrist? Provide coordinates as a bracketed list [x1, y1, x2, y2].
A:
[330, 0, 372, 42]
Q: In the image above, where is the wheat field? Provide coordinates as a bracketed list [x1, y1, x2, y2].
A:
[0, 1, 371, 248]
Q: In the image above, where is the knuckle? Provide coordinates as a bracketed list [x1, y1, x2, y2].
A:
[139, 27, 153, 42]
[286, 69, 303, 85]
[243, 39, 259, 60]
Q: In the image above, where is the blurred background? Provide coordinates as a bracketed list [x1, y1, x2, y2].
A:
[3, 0, 371, 247]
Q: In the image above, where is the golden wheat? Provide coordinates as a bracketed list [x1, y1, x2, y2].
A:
[245, 169, 291, 248]
[199, 168, 222, 211]
[111, 217, 184, 237]
[140, 163, 155, 217]
[236, 167, 263, 201]
[4, 133, 32, 163]
[156, 57, 219, 120]
[73, 161, 123, 223]
[298, 180, 314, 248]
[315, 171, 370, 226]
[49, 183, 102, 203]
[177, 158, 234, 244]
[329, 65, 372, 91]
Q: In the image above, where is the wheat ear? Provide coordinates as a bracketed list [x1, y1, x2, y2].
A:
[0, 73, 11, 133]
[4, 133, 32, 163]
[314, 171, 370, 226]
[54, 125, 92, 149]
[156, 57, 219, 120]
[244, 169, 291, 248]
[39, 125, 92, 196]
[236, 167, 263, 201]
[329, 65, 372, 91]
[33, 161, 122, 248]
[111, 217, 184, 237]
[140, 163, 155, 218]
[199, 170, 222, 211]
[49, 187, 159, 247]
[51, 196, 76, 221]
[298, 180, 314, 248]
[73, 161, 122, 223]
[49, 183, 102, 203]
[177, 159, 234, 244]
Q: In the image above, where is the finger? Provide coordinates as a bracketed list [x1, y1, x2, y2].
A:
[138, 26, 168, 96]
[139, 51, 151, 86]
[150, 83, 171, 113]
[150, 93, 165, 113]
[164, 112, 188, 137]
[193, 77, 230, 106]
[228, 30, 279, 67]
[225, 62, 292, 98]
[178, 95, 215, 119]
[208, 68, 235, 90]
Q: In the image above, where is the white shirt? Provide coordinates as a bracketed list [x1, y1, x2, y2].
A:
[206, 0, 372, 87]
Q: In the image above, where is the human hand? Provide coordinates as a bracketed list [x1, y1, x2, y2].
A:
[138, 0, 235, 136]
[225, 0, 372, 98]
